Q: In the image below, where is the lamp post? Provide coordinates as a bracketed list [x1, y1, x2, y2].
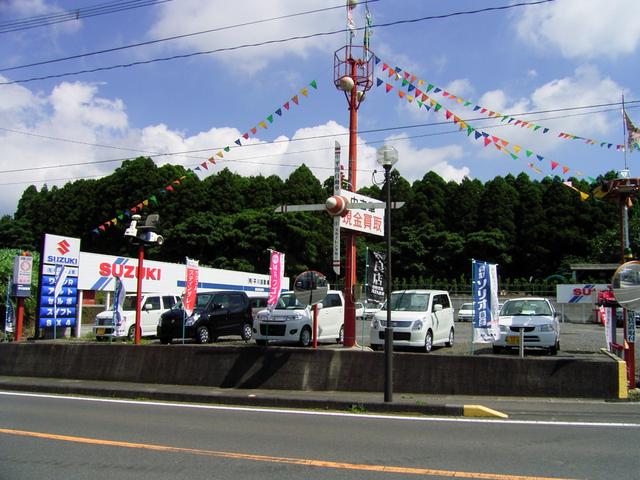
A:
[377, 145, 398, 403]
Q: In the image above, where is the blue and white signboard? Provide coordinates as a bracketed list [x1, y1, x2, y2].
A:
[472, 260, 500, 343]
[38, 234, 81, 328]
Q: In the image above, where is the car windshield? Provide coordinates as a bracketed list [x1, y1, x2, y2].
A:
[275, 293, 305, 310]
[461, 303, 473, 310]
[501, 300, 552, 316]
[388, 292, 430, 312]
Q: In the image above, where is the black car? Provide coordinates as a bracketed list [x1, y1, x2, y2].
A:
[157, 291, 253, 344]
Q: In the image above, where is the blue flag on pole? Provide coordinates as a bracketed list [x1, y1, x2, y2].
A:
[472, 260, 500, 343]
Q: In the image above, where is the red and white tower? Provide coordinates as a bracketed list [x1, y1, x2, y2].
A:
[333, 0, 375, 347]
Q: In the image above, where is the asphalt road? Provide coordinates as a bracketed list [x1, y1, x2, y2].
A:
[0, 391, 638, 480]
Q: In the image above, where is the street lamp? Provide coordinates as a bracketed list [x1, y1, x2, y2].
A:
[376, 145, 398, 403]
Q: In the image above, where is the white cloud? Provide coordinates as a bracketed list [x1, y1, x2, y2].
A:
[382, 133, 469, 184]
[515, 0, 640, 58]
[147, 0, 344, 75]
[0, 80, 132, 216]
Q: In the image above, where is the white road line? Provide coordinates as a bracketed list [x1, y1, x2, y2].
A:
[1, 390, 639, 428]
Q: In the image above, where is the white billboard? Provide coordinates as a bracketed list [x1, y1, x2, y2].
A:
[339, 190, 384, 237]
[78, 251, 289, 294]
[556, 284, 610, 304]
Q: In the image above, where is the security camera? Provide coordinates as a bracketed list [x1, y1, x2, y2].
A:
[124, 215, 141, 238]
[144, 231, 164, 245]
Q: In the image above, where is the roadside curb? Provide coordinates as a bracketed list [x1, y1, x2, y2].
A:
[0, 377, 510, 418]
[463, 405, 509, 418]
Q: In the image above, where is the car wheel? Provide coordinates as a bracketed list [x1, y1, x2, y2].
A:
[549, 341, 559, 355]
[337, 325, 344, 344]
[127, 325, 136, 341]
[241, 323, 253, 342]
[370, 344, 380, 351]
[196, 326, 211, 344]
[255, 339, 267, 346]
[492, 345, 503, 354]
[424, 330, 433, 353]
[445, 327, 454, 347]
[95, 336, 105, 342]
[299, 326, 312, 347]
[159, 336, 172, 345]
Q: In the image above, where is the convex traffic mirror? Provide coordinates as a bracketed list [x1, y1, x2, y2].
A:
[612, 261, 640, 311]
[294, 270, 328, 307]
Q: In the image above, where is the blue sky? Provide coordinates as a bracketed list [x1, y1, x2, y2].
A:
[1, 0, 639, 217]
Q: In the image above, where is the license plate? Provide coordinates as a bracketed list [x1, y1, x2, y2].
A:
[506, 336, 520, 345]
[96, 329, 105, 335]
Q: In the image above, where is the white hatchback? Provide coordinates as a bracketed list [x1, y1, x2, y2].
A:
[369, 290, 455, 352]
[492, 297, 560, 355]
[253, 291, 345, 347]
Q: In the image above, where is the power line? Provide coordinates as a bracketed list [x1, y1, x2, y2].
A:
[0, 0, 174, 34]
[1, 100, 637, 180]
[2, 99, 637, 168]
[0, 0, 557, 86]
[1, 2, 372, 72]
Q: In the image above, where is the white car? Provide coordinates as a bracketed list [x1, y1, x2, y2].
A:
[492, 297, 560, 355]
[457, 302, 474, 322]
[369, 290, 455, 353]
[253, 291, 345, 347]
[94, 293, 179, 340]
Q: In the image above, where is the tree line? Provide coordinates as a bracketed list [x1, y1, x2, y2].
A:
[0, 157, 632, 288]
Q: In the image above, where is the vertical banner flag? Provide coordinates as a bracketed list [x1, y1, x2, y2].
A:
[624, 110, 640, 152]
[472, 260, 500, 343]
[112, 276, 126, 332]
[5, 277, 14, 334]
[367, 250, 386, 302]
[184, 258, 199, 316]
[267, 251, 285, 312]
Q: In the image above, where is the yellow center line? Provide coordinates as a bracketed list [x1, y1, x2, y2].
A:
[0, 427, 579, 480]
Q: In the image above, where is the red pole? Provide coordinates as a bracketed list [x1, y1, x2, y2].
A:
[135, 245, 144, 345]
[15, 297, 24, 341]
[343, 58, 359, 348]
[313, 304, 318, 349]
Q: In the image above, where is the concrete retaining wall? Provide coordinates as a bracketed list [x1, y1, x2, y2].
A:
[0, 343, 621, 399]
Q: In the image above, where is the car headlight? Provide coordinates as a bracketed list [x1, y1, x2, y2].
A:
[372, 319, 380, 330]
[185, 313, 200, 326]
[412, 319, 423, 331]
[499, 325, 507, 333]
[539, 324, 554, 332]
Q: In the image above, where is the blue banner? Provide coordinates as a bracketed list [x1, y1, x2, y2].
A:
[472, 260, 499, 343]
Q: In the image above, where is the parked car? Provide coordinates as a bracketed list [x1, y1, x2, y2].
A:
[492, 297, 560, 355]
[457, 302, 474, 322]
[94, 293, 179, 341]
[369, 290, 455, 353]
[248, 294, 269, 322]
[363, 300, 382, 320]
[156, 300, 185, 344]
[253, 291, 345, 347]
[355, 301, 365, 321]
[157, 290, 253, 344]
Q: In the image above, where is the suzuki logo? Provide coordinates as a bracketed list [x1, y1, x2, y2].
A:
[57, 240, 71, 255]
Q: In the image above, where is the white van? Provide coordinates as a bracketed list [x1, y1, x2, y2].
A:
[369, 289, 455, 352]
[94, 293, 179, 341]
[253, 291, 344, 347]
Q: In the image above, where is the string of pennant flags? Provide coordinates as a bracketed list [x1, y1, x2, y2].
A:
[375, 57, 627, 153]
[91, 79, 319, 235]
[375, 61, 591, 200]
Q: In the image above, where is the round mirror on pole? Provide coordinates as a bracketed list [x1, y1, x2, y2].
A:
[612, 261, 640, 311]
[293, 270, 328, 307]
